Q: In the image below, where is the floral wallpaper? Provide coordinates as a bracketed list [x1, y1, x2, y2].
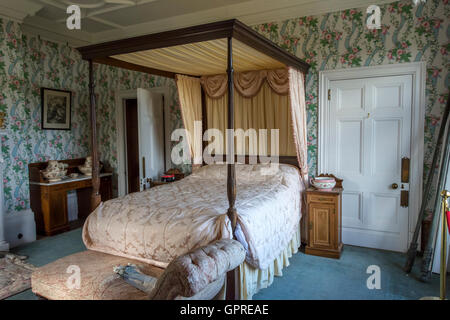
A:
[0, 18, 182, 213]
[0, 0, 448, 215]
[254, 0, 448, 182]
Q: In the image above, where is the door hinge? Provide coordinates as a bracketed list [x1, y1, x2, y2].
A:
[328, 89, 331, 101]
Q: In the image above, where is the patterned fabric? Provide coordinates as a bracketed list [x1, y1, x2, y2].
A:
[1, 0, 448, 216]
[127, 239, 244, 299]
[31, 240, 244, 300]
[0, 18, 185, 213]
[0, 253, 36, 299]
[151, 239, 244, 299]
[83, 164, 304, 269]
[31, 250, 164, 300]
[253, 0, 449, 205]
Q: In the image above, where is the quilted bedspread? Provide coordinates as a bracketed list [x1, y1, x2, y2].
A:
[82, 163, 303, 269]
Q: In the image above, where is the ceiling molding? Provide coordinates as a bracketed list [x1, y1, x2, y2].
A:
[238, 0, 395, 25]
[21, 15, 93, 46]
[0, 0, 43, 23]
[92, 0, 394, 43]
[15, 0, 396, 47]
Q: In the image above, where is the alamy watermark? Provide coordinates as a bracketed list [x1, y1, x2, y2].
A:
[365, 1, 426, 30]
[170, 121, 281, 174]
[66, 265, 81, 290]
[66, 1, 428, 32]
[66, 5, 81, 30]
[366, 265, 381, 290]
[366, 5, 381, 30]
[412, 0, 427, 5]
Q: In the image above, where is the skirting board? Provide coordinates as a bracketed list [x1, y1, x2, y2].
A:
[5, 209, 36, 248]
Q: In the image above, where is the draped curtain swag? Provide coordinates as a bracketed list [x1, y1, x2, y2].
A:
[176, 68, 308, 179]
[200, 68, 289, 99]
[205, 82, 296, 156]
[175, 75, 203, 165]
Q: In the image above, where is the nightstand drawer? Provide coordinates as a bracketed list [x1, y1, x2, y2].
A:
[308, 194, 335, 204]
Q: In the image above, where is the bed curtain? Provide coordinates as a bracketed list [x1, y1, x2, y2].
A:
[204, 82, 295, 156]
[288, 68, 309, 183]
[175, 67, 309, 180]
[175, 75, 203, 166]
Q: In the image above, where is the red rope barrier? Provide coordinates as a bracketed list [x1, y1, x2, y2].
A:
[446, 210, 450, 232]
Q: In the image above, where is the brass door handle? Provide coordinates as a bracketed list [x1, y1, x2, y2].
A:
[392, 183, 398, 190]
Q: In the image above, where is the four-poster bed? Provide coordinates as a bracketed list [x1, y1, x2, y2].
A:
[77, 19, 310, 299]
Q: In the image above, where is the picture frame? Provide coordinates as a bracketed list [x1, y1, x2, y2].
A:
[41, 87, 72, 130]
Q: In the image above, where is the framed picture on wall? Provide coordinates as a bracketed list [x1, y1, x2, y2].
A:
[41, 88, 72, 130]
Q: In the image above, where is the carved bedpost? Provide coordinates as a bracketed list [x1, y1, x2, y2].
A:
[201, 86, 207, 162]
[225, 36, 238, 300]
[89, 60, 101, 211]
[226, 37, 237, 234]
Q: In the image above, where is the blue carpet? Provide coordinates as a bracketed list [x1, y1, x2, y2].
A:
[6, 228, 447, 300]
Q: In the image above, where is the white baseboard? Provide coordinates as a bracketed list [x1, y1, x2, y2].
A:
[5, 209, 36, 248]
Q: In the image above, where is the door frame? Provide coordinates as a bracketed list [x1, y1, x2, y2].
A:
[318, 62, 426, 245]
[115, 87, 171, 197]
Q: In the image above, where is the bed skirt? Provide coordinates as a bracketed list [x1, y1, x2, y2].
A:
[238, 226, 301, 300]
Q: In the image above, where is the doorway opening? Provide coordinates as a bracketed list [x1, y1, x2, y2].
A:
[124, 98, 140, 193]
[117, 87, 171, 196]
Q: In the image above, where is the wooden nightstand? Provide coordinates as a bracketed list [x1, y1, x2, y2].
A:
[305, 187, 343, 259]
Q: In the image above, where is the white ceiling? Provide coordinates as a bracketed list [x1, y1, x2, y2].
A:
[0, 0, 394, 47]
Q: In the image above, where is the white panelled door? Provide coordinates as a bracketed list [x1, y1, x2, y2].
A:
[327, 75, 412, 252]
[137, 88, 164, 191]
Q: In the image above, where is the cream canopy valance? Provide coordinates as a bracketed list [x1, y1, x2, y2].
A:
[112, 38, 285, 76]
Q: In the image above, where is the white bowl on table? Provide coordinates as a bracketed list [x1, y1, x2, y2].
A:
[311, 177, 336, 191]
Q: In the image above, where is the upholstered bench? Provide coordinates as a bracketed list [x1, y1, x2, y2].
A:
[31, 239, 245, 300]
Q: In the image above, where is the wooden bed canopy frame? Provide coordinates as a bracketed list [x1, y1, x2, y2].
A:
[77, 19, 310, 299]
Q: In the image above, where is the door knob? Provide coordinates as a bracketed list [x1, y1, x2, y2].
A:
[391, 183, 398, 190]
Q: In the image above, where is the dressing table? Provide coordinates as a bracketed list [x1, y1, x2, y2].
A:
[29, 158, 113, 236]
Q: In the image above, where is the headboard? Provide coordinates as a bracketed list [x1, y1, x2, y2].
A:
[203, 154, 299, 168]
